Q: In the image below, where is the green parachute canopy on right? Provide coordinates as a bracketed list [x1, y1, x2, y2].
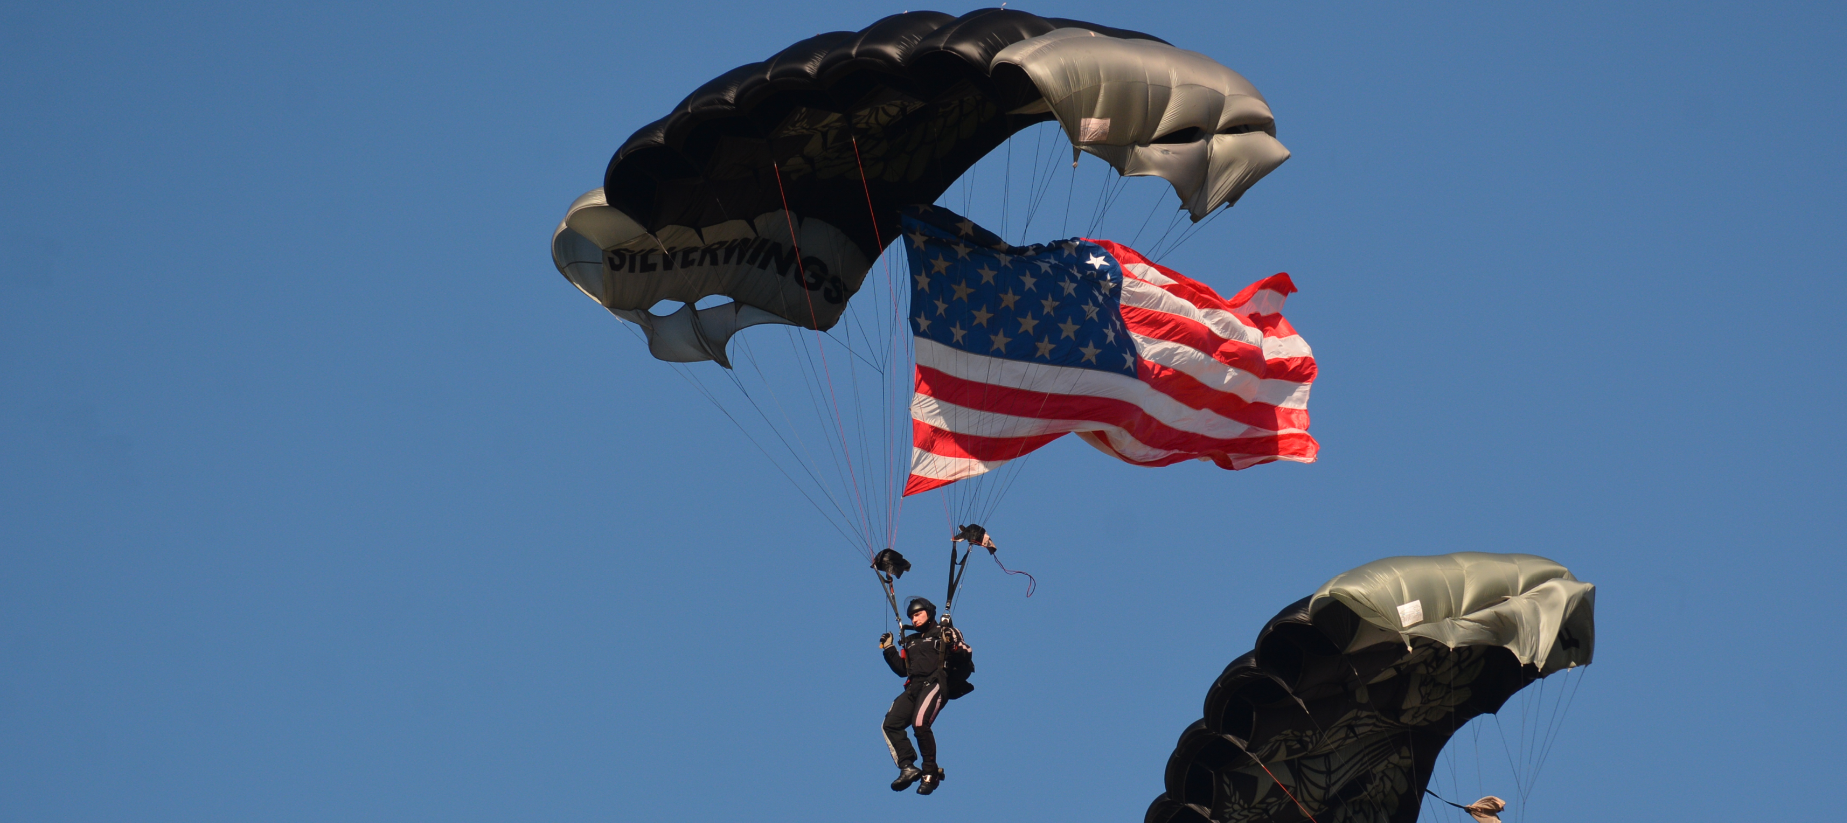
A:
[1148, 553, 1595, 823]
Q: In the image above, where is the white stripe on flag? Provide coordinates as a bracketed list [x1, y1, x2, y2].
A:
[918, 338, 1304, 438]
[1128, 335, 1313, 409]
[1120, 267, 1267, 346]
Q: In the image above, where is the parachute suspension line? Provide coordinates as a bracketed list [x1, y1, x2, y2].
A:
[1537, 680, 1563, 793]
[967, 159, 982, 214]
[1061, 152, 1078, 236]
[1521, 665, 1586, 817]
[1443, 650, 1465, 823]
[942, 491, 954, 544]
[730, 335, 864, 536]
[1490, 714, 1525, 816]
[1144, 210, 1190, 260]
[773, 161, 876, 557]
[1085, 161, 1130, 237]
[668, 195, 882, 546]
[1083, 160, 1111, 236]
[1518, 675, 1539, 808]
[843, 325, 878, 552]
[1016, 121, 1045, 242]
[817, 328, 885, 372]
[1532, 668, 1585, 799]
[850, 135, 910, 553]
[1018, 124, 1067, 243]
[1242, 748, 1319, 823]
[729, 335, 877, 551]
[1086, 176, 1115, 236]
[888, 296, 913, 551]
[849, 136, 901, 553]
[1154, 204, 1229, 261]
[779, 326, 867, 544]
[615, 320, 863, 552]
[1001, 133, 1012, 241]
[1471, 721, 1484, 811]
[784, 329, 872, 541]
[1504, 665, 1577, 816]
[830, 269, 881, 554]
[1127, 197, 1168, 249]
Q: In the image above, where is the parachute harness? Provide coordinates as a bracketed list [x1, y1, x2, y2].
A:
[867, 523, 1036, 638]
[949, 523, 1035, 600]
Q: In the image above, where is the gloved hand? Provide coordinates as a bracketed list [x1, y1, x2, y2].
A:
[879, 632, 894, 649]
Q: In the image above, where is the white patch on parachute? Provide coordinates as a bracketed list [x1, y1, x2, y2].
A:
[1397, 599, 1424, 627]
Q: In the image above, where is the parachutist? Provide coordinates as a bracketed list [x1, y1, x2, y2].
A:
[879, 596, 973, 793]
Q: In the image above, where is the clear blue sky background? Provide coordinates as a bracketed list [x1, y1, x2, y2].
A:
[4, 3, 1842, 821]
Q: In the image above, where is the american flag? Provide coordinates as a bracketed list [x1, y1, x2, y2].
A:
[900, 206, 1317, 496]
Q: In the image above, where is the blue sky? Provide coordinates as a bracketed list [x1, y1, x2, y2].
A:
[3, 2, 1842, 820]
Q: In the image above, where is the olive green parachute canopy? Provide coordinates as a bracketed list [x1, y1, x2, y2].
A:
[1147, 553, 1594, 823]
[991, 28, 1288, 220]
[551, 9, 1288, 366]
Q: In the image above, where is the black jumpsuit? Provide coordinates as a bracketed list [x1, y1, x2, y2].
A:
[882, 623, 949, 768]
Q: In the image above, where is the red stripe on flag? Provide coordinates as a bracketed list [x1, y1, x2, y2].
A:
[904, 473, 956, 495]
[1227, 273, 1298, 307]
[1076, 429, 1319, 468]
[1134, 360, 1313, 430]
[911, 418, 1066, 462]
[1119, 304, 1271, 375]
[915, 366, 1304, 460]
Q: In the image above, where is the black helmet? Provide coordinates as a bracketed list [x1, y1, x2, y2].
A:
[905, 596, 937, 622]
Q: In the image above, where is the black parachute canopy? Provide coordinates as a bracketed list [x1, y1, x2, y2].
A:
[1147, 553, 1595, 823]
[604, 9, 1167, 261]
[553, 9, 1288, 365]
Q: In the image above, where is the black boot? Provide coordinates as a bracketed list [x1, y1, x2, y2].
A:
[916, 764, 945, 795]
[890, 764, 924, 792]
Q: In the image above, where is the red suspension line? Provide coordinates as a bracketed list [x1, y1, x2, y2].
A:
[849, 136, 906, 551]
[1249, 753, 1319, 823]
[772, 160, 873, 557]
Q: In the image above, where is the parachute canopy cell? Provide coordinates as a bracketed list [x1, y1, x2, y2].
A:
[1146, 553, 1595, 823]
[551, 9, 1289, 365]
